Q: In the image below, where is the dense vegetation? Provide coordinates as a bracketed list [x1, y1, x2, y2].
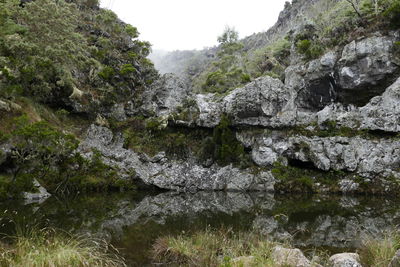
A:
[0, 0, 157, 110]
[0, 0, 157, 199]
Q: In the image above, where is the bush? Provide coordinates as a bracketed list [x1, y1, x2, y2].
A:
[98, 66, 115, 81]
[296, 39, 324, 60]
[119, 64, 136, 76]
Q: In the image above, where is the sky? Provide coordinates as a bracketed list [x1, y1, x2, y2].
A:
[99, 0, 288, 51]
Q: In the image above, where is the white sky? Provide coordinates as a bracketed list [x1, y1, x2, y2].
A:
[100, 0, 288, 51]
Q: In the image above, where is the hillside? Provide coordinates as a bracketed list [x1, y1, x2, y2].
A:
[0, 0, 399, 199]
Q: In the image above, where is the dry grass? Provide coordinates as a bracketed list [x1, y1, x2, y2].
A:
[358, 231, 400, 267]
[152, 228, 285, 267]
[0, 227, 126, 267]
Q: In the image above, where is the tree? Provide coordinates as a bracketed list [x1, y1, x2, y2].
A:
[217, 26, 239, 45]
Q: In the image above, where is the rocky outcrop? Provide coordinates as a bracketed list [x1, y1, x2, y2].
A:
[237, 130, 400, 184]
[318, 77, 400, 133]
[78, 125, 276, 192]
[337, 33, 400, 106]
[134, 73, 192, 117]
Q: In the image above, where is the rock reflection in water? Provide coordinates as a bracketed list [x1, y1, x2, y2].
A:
[0, 192, 399, 266]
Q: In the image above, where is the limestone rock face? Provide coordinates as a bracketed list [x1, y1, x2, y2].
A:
[224, 76, 292, 126]
[138, 73, 192, 117]
[337, 34, 399, 106]
[328, 253, 362, 267]
[285, 51, 338, 111]
[317, 77, 400, 133]
[78, 125, 276, 192]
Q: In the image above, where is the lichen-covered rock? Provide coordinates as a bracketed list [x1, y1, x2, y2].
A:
[271, 246, 311, 267]
[195, 93, 222, 128]
[328, 253, 362, 267]
[224, 76, 290, 125]
[318, 77, 400, 133]
[337, 34, 399, 106]
[137, 73, 192, 117]
[285, 51, 338, 111]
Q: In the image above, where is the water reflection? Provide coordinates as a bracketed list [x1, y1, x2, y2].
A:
[0, 192, 399, 266]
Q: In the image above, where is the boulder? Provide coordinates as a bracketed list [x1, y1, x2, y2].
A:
[328, 253, 362, 267]
[224, 76, 292, 126]
[23, 179, 51, 205]
[271, 246, 311, 267]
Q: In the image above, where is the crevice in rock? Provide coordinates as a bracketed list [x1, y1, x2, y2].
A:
[287, 158, 317, 170]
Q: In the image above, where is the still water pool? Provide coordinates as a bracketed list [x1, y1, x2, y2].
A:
[0, 192, 399, 266]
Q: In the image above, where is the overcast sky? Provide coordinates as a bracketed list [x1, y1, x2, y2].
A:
[99, 0, 288, 51]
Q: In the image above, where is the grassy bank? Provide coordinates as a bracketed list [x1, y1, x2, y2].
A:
[152, 229, 308, 266]
[0, 228, 126, 267]
[152, 229, 400, 267]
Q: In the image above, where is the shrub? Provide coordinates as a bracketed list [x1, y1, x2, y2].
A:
[98, 66, 115, 81]
[119, 64, 136, 76]
[296, 39, 324, 60]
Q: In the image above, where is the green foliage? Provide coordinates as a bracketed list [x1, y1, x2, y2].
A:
[0, 0, 158, 108]
[242, 37, 291, 80]
[98, 66, 115, 81]
[197, 115, 250, 167]
[271, 162, 316, 193]
[199, 28, 251, 94]
[382, 0, 400, 28]
[120, 64, 136, 76]
[3, 116, 132, 198]
[125, 24, 139, 39]
[358, 231, 400, 267]
[295, 39, 324, 60]
[217, 26, 239, 45]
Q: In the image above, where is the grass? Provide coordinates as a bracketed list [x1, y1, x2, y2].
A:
[358, 231, 400, 267]
[0, 227, 126, 267]
[152, 229, 277, 266]
[151, 228, 326, 267]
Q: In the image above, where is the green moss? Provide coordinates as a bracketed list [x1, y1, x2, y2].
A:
[271, 162, 346, 194]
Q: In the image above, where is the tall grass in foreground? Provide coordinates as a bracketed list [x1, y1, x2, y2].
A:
[0, 227, 126, 267]
[358, 231, 400, 267]
[152, 228, 305, 267]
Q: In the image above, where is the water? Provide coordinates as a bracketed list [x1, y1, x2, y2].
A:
[0, 191, 399, 266]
